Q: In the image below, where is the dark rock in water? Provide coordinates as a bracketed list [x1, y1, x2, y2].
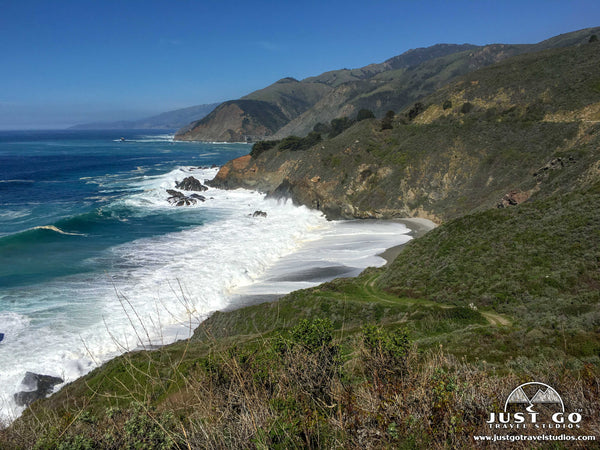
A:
[166, 188, 205, 206]
[175, 198, 197, 207]
[189, 194, 206, 201]
[175, 176, 208, 192]
[166, 189, 185, 198]
[252, 210, 268, 218]
[0, 332, 4, 342]
[14, 372, 64, 407]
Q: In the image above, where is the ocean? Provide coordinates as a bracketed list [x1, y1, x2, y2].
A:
[0, 129, 411, 423]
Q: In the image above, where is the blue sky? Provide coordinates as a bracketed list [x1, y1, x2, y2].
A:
[1, 0, 599, 129]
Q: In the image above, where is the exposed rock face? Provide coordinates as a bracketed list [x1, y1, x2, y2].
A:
[252, 210, 267, 218]
[497, 191, 530, 208]
[14, 372, 64, 407]
[175, 176, 208, 192]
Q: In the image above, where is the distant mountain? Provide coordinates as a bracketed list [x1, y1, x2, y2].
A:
[70, 103, 220, 130]
[175, 27, 600, 142]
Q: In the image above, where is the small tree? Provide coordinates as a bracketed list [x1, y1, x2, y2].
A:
[329, 116, 354, 137]
[407, 102, 424, 121]
[590, 34, 599, 43]
[381, 110, 395, 130]
[313, 122, 330, 134]
[460, 102, 474, 114]
[356, 108, 375, 121]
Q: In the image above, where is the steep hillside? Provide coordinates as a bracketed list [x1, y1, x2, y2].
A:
[175, 27, 599, 142]
[210, 40, 600, 222]
[174, 99, 290, 142]
[273, 26, 600, 138]
[173, 44, 485, 142]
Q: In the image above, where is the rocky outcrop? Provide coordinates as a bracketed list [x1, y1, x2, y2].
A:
[175, 176, 208, 191]
[166, 189, 206, 206]
[497, 190, 530, 208]
[14, 372, 64, 407]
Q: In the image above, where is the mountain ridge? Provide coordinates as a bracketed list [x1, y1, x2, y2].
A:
[208, 37, 600, 223]
[175, 27, 600, 142]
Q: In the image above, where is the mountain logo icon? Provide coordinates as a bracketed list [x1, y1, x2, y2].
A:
[504, 382, 564, 412]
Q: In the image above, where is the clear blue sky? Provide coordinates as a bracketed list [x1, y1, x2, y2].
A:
[1, 0, 598, 129]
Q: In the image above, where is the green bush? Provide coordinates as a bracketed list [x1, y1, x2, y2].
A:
[290, 318, 333, 352]
[407, 102, 424, 120]
[250, 139, 280, 158]
[357, 108, 375, 121]
[381, 110, 396, 130]
[329, 116, 354, 137]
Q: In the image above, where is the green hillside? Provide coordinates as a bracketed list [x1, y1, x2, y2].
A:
[176, 27, 600, 142]
[210, 40, 600, 222]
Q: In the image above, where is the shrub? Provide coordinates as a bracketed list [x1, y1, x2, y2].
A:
[250, 139, 279, 158]
[290, 318, 333, 352]
[313, 122, 331, 134]
[329, 116, 354, 137]
[460, 102, 474, 114]
[278, 132, 321, 152]
[407, 102, 424, 120]
[361, 325, 410, 388]
[381, 110, 395, 130]
[356, 108, 375, 121]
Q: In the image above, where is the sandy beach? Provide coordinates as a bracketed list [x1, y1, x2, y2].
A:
[378, 218, 438, 265]
[225, 217, 437, 311]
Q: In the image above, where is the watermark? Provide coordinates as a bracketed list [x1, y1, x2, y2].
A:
[487, 382, 581, 430]
[473, 381, 596, 442]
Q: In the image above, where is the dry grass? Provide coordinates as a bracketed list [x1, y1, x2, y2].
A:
[2, 321, 599, 449]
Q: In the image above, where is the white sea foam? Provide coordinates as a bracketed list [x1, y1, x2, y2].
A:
[0, 166, 413, 424]
[0, 209, 31, 220]
[30, 225, 87, 236]
[115, 134, 176, 143]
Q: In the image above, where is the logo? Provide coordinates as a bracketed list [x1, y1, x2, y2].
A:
[487, 382, 582, 430]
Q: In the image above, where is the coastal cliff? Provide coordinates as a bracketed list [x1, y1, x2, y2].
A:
[209, 41, 600, 223]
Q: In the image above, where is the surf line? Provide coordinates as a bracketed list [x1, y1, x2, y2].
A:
[31, 225, 87, 236]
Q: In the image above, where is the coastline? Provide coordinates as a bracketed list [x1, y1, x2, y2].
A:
[378, 218, 438, 266]
[225, 217, 437, 311]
